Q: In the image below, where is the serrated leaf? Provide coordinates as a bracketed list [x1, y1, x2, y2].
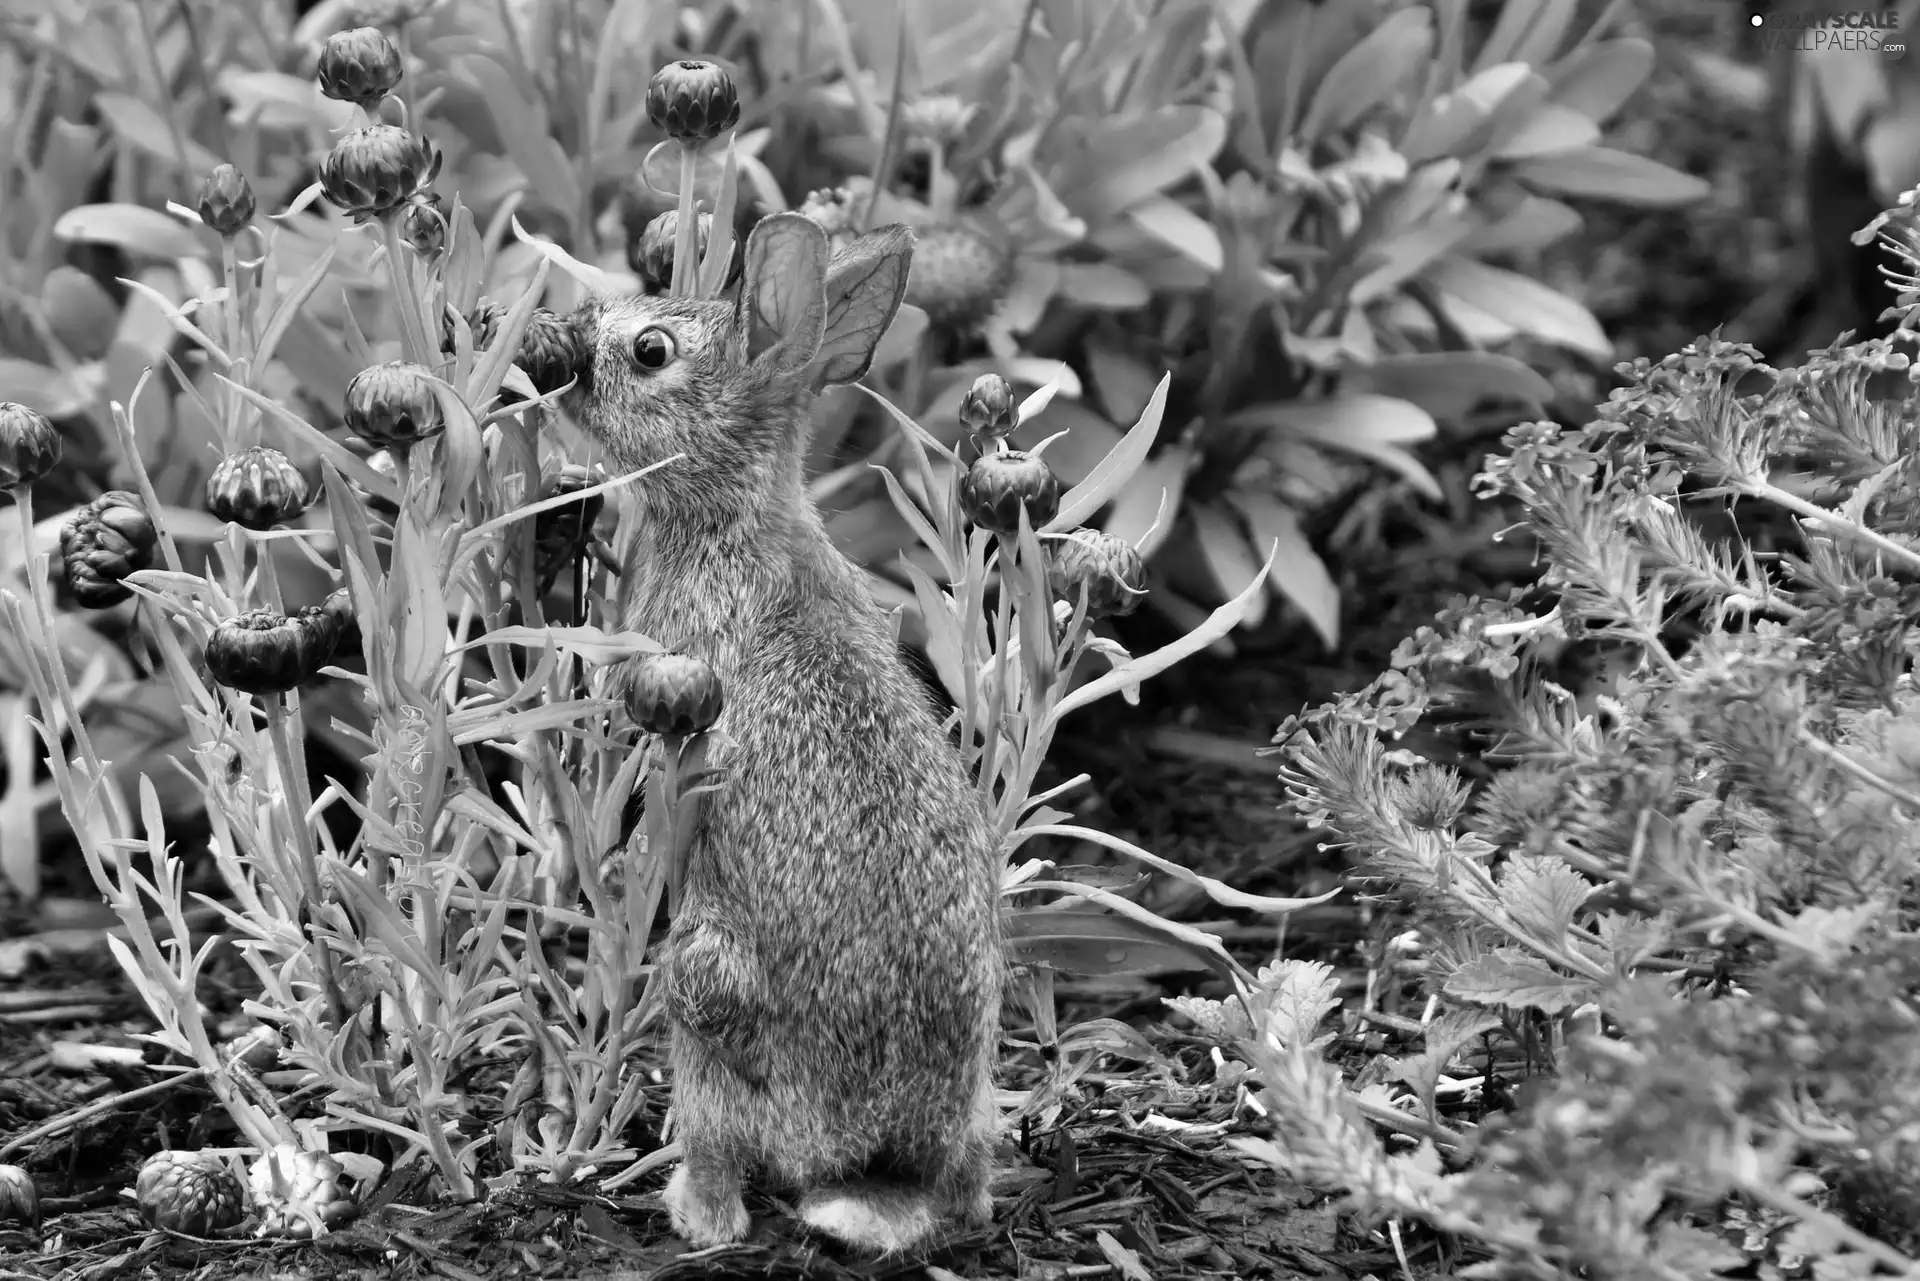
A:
[54, 203, 206, 260]
[1382, 1008, 1502, 1120]
[1509, 146, 1711, 208]
[1497, 855, 1593, 948]
[1444, 950, 1597, 1013]
[1256, 958, 1343, 1050]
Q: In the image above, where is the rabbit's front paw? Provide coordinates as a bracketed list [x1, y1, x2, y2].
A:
[663, 1160, 751, 1248]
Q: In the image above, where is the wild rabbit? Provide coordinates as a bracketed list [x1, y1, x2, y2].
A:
[564, 214, 1003, 1254]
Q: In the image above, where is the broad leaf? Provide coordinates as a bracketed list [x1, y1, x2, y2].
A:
[1300, 7, 1434, 143]
[1227, 490, 1340, 648]
[1234, 394, 1442, 500]
[1444, 950, 1598, 1013]
[1454, 195, 1584, 256]
[1191, 503, 1270, 630]
[54, 203, 206, 260]
[1489, 103, 1598, 159]
[92, 93, 224, 172]
[1344, 351, 1555, 420]
[1050, 107, 1229, 218]
[1549, 38, 1656, 125]
[1509, 146, 1711, 208]
[1423, 255, 1610, 357]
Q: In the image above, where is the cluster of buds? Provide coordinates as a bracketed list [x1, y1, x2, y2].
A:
[204, 606, 341, 697]
[625, 651, 723, 739]
[133, 1151, 246, 1236]
[60, 491, 158, 608]
[206, 446, 311, 530]
[953, 373, 1147, 619]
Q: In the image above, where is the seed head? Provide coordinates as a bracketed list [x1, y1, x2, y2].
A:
[134, 1151, 246, 1237]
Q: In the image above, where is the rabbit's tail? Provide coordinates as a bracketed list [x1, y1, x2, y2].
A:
[797, 1179, 941, 1255]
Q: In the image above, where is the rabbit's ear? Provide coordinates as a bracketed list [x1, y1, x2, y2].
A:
[810, 225, 914, 392]
[737, 213, 830, 376]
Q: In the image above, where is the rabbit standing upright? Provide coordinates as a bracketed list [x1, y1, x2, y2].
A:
[565, 214, 1003, 1255]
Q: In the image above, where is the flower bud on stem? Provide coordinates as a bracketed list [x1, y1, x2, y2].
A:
[648, 732, 713, 918]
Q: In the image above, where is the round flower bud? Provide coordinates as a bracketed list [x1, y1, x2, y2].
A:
[960, 449, 1060, 535]
[134, 1151, 246, 1236]
[0, 1164, 38, 1228]
[906, 223, 1012, 332]
[398, 193, 447, 255]
[515, 309, 586, 399]
[206, 446, 311, 531]
[204, 610, 320, 697]
[440, 298, 504, 356]
[318, 125, 440, 223]
[0, 401, 62, 489]
[248, 1143, 357, 1240]
[958, 374, 1017, 439]
[322, 587, 362, 661]
[195, 165, 256, 239]
[646, 60, 741, 143]
[316, 27, 403, 108]
[343, 361, 443, 449]
[60, 491, 158, 608]
[1047, 528, 1147, 619]
[625, 651, 723, 738]
[630, 208, 711, 293]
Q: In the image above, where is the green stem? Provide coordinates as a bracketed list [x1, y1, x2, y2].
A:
[1750, 479, 1920, 577]
[381, 216, 435, 367]
[13, 487, 107, 780]
[977, 540, 1017, 810]
[671, 144, 699, 297]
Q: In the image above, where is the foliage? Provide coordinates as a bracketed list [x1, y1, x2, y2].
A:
[1247, 310, 1920, 1273]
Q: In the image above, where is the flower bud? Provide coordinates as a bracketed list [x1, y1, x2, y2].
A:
[343, 361, 443, 449]
[0, 401, 62, 489]
[958, 374, 1017, 438]
[206, 446, 311, 530]
[440, 298, 504, 356]
[398, 193, 447, 255]
[625, 651, 723, 738]
[960, 449, 1060, 535]
[291, 604, 343, 676]
[1047, 528, 1147, 619]
[135, 1151, 246, 1236]
[515, 310, 586, 399]
[318, 125, 440, 223]
[60, 491, 158, 608]
[899, 95, 976, 149]
[322, 587, 362, 661]
[204, 610, 322, 697]
[195, 165, 256, 238]
[316, 27, 404, 108]
[646, 60, 741, 143]
[630, 208, 711, 293]
[0, 1164, 37, 1228]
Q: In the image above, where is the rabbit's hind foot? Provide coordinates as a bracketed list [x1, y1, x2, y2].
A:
[797, 1180, 939, 1256]
[663, 1155, 751, 1249]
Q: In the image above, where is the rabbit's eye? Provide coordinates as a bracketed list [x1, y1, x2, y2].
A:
[632, 327, 678, 371]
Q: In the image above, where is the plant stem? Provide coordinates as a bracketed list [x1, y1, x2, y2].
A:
[671, 144, 699, 296]
[977, 541, 1017, 810]
[12, 488, 105, 777]
[1750, 479, 1920, 577]
[381, 216, 436, 367]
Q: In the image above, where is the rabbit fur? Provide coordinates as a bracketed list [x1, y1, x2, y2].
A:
[565, 214, 1003, 1255]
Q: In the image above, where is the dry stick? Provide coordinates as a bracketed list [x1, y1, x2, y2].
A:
[0, 1071, 206, 1162]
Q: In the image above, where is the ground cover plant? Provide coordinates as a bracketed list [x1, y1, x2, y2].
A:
[0, 0, 1874, 1277]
